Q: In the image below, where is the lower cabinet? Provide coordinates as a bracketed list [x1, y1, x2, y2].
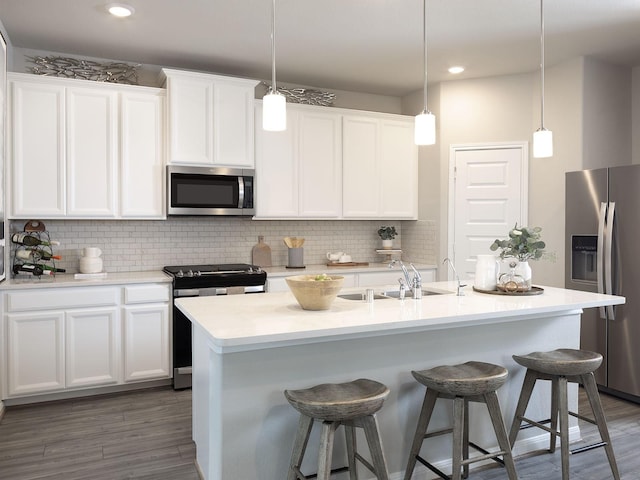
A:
[3, 283, 170, 399]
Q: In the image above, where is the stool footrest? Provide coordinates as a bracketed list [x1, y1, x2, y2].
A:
[519, 417, 551, 430]
[468, 441, 506, 466]
[569, 410, 597, 425]
[354, 452, 375, 475]
[424, 427, 454, 439]
[570, 441, 608, 455]
[293, 465, 349, 479]
[415, 454, 449, 480]
[518, 416, 559, 437]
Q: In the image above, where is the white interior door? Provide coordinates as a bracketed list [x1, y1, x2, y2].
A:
[448, 143, 528, 281]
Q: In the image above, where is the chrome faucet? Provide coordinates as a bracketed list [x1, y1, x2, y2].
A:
[389, 260, 422, 299]
[443, 257, 465, 296]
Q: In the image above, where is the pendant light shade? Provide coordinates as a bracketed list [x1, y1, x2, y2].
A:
[263, 0, 286, 131]
[415, 0, 435, 145]
[533, 0, 552, 158]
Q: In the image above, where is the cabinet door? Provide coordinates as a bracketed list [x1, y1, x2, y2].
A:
[166, 74, 214, 165]
[342, 116, 380, 218]
[10, 80, 66, 217]
[66, 87, 118, 217]
[66, 307, 119, 387]
[7, 312, 65, 396]
[298, 110, 342, 217]
[123, 304, 170, 382]
[120, 91, 165, 218]
[213, 79, 257, 167]
[255, 104, 298, 217]
[379, 119, 418, 219]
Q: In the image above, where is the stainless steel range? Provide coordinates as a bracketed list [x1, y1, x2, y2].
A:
[163, 263, 267, 389]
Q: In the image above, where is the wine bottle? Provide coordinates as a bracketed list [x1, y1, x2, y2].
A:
[16, 249, 62, 261]
[13, 264, 50, 276]
[11, 233, 60, 247]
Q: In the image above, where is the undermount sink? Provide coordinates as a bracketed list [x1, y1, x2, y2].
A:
[338, 289, 452, 301]
[338, 293, 390, 301]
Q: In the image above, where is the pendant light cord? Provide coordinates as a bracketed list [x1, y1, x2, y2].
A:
[422, 0, 428, 114]
[540, 0, 545, 129]
[271, 0, 277, 94]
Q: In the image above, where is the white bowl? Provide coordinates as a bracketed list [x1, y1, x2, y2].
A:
[285, 275, 344, 311]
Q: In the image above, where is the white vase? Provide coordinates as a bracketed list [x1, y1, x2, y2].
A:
[514, 260, 532, 290]
[381, 239, 393, 250]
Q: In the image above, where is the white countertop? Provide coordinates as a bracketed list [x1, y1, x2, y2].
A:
[0, 270, 172, 290]
[262, 262, 437, 277]
[176, 282, 625, 353]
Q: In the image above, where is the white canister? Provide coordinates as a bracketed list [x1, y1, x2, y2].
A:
[79, 247, 103, 273]
[474, 254, 500, 290]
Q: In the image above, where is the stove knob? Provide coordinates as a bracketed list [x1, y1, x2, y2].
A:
[194, 271, 202, 276]
[176, 270, 184, 278]
[186, 269, 194, 277]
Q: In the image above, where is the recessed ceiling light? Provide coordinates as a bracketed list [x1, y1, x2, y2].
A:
[448, 66, 465, 74]
[106, 3, 135, 17]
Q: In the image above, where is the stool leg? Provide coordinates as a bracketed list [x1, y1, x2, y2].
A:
[558, 376, 570, 480]
[451, 396, 465, 480]
[362, 414, 389, 480]
[317, 421, 339, 480]
[463, 399, 469, 479]
[549, 376, 559, 453]
[404, 389, 438, 480]
[509, 369, 538, 447]
[581, 373, 621, 480]
[345, 425, 358, 480]
[288, 414, 314, 480]
[484, 392, 519, 480]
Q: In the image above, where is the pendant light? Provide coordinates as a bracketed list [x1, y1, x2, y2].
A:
[415, 0, 436, 145]
[533, 0, 553, 158]
[262, 0, 286, 131]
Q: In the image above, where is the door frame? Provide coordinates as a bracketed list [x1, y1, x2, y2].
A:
[446, 141, 529, 278]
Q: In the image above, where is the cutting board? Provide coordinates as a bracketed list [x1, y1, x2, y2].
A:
[251, 236, 272, 267]
[326, 262, 369, 267]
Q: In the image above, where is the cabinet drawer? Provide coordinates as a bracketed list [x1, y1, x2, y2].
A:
[6, 287, 119, 312]
[124, 284, 171, 304]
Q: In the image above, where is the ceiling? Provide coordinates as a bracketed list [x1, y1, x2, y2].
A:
[2, 0, 640, 96]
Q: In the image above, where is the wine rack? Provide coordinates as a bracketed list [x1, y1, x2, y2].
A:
[11, 228, 62, 277]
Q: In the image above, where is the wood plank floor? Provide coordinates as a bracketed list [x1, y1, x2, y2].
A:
[0, 387, 198, 480]
[1, 386, 638, 479]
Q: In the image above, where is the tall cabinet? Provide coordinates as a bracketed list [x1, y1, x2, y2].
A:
[8, 73, 165, 219]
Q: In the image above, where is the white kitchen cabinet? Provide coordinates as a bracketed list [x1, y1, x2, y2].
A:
[66, 87, 118, 217]
[7, 312, 65, 396]
[66, 307, 119, 388]
[10, 80, 65, 216]
[342, 114, 418, 219]
[2, 283, 170, 400]
[162, 68, 258, 168]
[8, 73, 166, 219]
[123, 304, 170, 382]
[255, 103, 342, 219]
[120, 90, 165, 218]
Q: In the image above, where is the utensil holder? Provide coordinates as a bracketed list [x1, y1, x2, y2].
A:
[288, 247, 304, 268]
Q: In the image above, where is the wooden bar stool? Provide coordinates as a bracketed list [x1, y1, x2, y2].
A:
[508, 348, 620, 480]
[404, 361, 518, 480]
[284, 378, 390, 480]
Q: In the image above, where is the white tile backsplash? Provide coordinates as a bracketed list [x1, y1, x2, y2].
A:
[8, 218, 436, 274]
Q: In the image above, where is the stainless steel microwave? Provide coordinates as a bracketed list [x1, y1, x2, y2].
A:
[167, 165, 255, 216]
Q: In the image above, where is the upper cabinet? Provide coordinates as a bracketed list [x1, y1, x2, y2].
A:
[161, 69, 259, 168]
[8, 73, 165, 219]
[255, 103, 342, 219]
[255, 103, 418, 220]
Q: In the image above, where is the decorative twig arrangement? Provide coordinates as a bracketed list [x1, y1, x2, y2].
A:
[262, 81, 336, 106]
[27, 55, 140, 85]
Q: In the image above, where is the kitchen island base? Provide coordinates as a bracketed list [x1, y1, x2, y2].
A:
[192, 311, 583, 479]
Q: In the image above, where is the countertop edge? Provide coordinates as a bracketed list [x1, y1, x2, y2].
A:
[0, 271, 172, 290]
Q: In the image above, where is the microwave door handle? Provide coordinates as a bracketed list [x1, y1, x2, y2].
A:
[598, 202, 607, 319]
[238, 176, 245, 209]
[605, 201, 616, 319]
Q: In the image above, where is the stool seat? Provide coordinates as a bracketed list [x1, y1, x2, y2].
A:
[513, 348, 602, 376]
[285, 378, 389, 421]
[412, 361, 508, 397]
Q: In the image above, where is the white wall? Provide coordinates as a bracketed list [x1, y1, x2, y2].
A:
[631, 66, 640, 164]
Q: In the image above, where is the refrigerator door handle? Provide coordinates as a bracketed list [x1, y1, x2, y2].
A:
[605, 201, 616, 320]
[598, 202, 607, 319]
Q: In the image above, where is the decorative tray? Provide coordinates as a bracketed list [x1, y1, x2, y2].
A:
[472, 286, 544, 296]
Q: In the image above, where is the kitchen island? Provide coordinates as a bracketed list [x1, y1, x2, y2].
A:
[176, 282, 624, 480]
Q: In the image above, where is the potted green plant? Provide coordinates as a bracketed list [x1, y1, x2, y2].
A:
[489, 224, 547, 290]
[377, 225, 397, 249]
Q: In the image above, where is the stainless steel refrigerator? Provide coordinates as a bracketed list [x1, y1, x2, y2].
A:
[566, 165, 640, 402]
